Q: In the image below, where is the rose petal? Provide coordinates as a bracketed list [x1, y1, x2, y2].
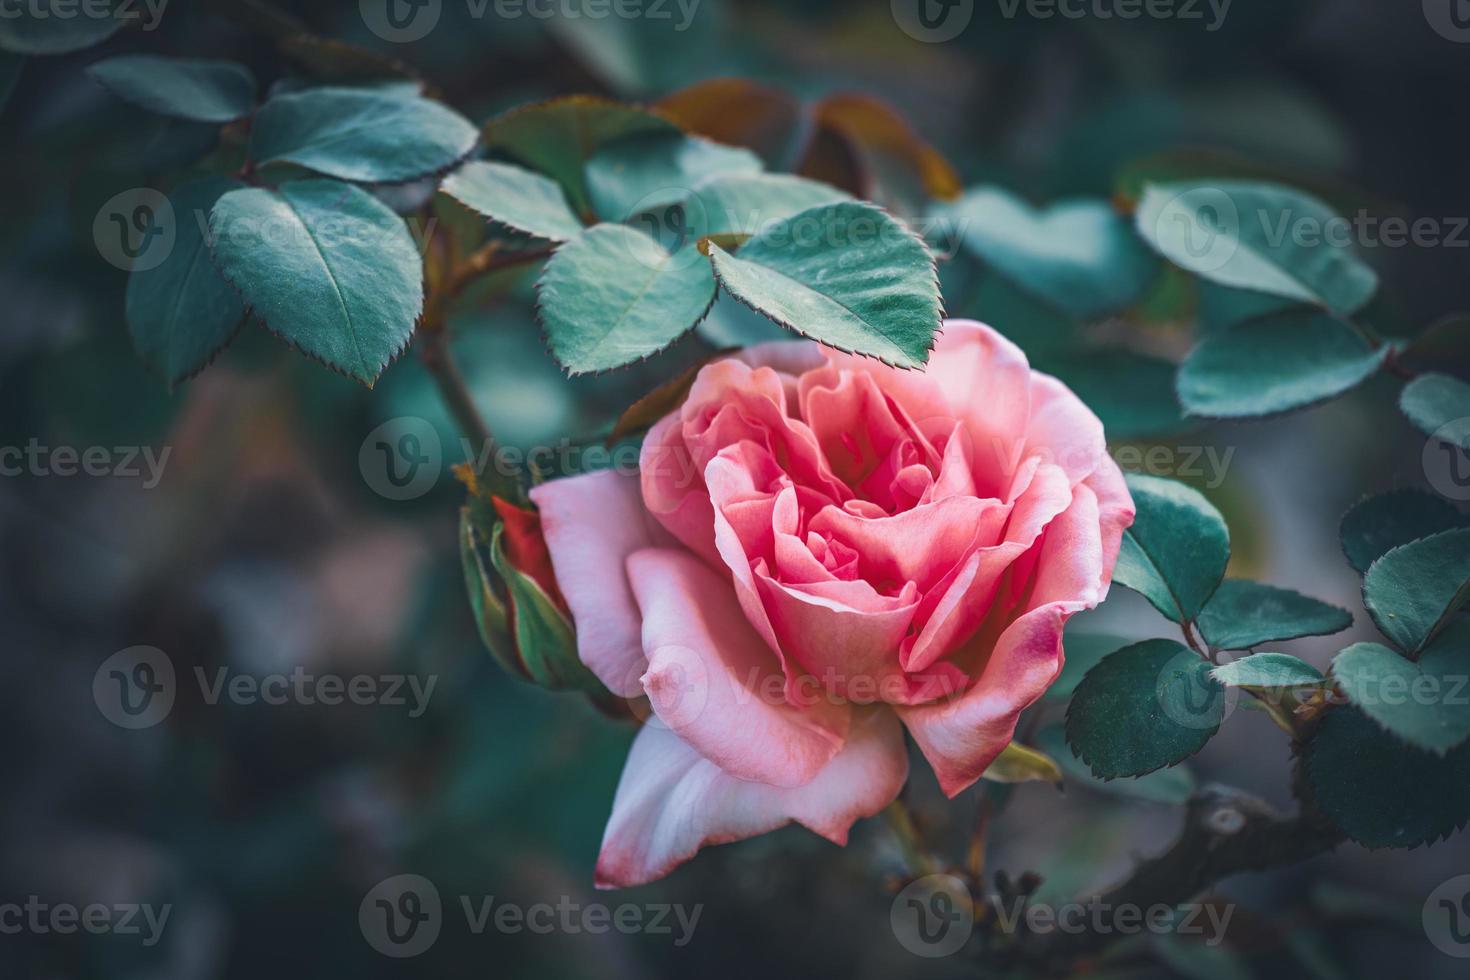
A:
[594, 707, 908, 889]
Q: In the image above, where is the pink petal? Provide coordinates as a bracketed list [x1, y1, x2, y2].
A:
[924, 320, 1034, 492]
[1025, 373, 1107, 486]
[529, 469, 674, 697]
[594, 707, 908, 889]
[627, 548, 848, 788]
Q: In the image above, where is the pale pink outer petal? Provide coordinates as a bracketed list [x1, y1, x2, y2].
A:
[897, 485, 1108, 797]
[923, 320, 1034, 489]
[529, 469, 675, 698]
[627, 548, 849, 788]
[594, 707, 909, 889]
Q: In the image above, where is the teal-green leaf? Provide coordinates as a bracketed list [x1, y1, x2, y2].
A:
[1046, 631, 1130, 702]
[87, 55, 256, 123]
[1196, 279, 1305, 334]
[1178, 312, 1387, 418]
[441, 160, 583, 242]
[537, 224, 716, 375]
[1305, 705, 1470, 848]
[1400, 372, 1470, 451]
[942, 187, 1159, 320]
[585, 132, 762, 223]
[250, 87, 477, 183]
[1341, 489, 1468, 574]
[1136, 180, 1379, 316]
[1035, 348, 1187, 439]
[458, 507, 518, 679]
[707, 201, 940, 369]
[210, 179, 423, 386]
[693, 173, 852, 237]
[1035, 725, 1194, 804]
[1363, 527, 1470, 654]
[0, 0, 124, 54]
[1113, 473, 1230, 623]
[488, 523, 602, 692]
[125, 176, 247, 387]
[1211, 652, 1324, 689]
[1196, 580, 1351, 650]
[1066, 639, 1225, 779]
[1332, 627, 1470, 754]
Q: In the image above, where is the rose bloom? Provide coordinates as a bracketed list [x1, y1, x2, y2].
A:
[530, 320, 1134, 888]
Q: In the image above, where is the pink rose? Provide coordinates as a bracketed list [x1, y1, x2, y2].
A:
[530, 320, 1134, 888]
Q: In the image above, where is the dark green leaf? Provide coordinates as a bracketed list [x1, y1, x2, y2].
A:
[441, 160, 583, 242]
[126, 176, 247, 386]
[1178, 312, 1387, 418]
[1332, 627, 1470, 754]
[1036, 348, 1187, 439]
[1305, 705, 1470, 848]
[458, 507, 518, 679]
[585, 132, 762, 223]
[210, 179, 423, 386]
[1363, 528, 1470, 653]
[488, 523, 601, 692]
[942, 187, 1159, 320]
[0, 0, 124, 54]
[1113, 473, 1230, 623]
[1401, 372, 1470, 451]
[250, 87, 478, 183]
[1211, 652, 1324, 689]
[537, 224, 716, 374]
[1341, 489, 1467, 574]
[693, 173, 852, 236]
[482, 96, 678, 214]
[1035, 725, 1194, 804]
[1046, 631, 1130, 702]
[1196, 279, 1306, 334]
[87, 55, 256, 123]
[1066, 639, 1224, 779]
[707, 201, 940, 369]
[1196, 580, 1351, 650]
[1136, 180, 1379, 316]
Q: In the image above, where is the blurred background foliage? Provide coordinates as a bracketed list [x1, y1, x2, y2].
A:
[2, 0, 1468, 977]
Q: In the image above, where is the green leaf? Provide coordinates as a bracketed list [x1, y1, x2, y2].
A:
[1136, 180, 1379, 317]
[1211, 652, 1324, 689]
[1035, 348, 1187, 439]
[1196, 580, 1351, 650]
[940, 188, 1159, 320]
[1341, 489, 1468, 574]
[250, 87, 478, 183]
[1196, 279, 1305, 333]
[86, 55, 256, 123]
[458, 507, 517, 678]
[1036, 725, 1194, 804]
[0, 0, 124, 55]
[693, 173, 852, 236]
[1066, 639, 1225, 779]
[1401, 372, 1470, 451]
[210, 179, 423, 386]
[980, 741, 1063, 785]
[488, 523, 601, 692]
[585, 132, 762, 223]
[482, 96, 679, 214]
[1046, 631, 1130, 702]
[537, 224, 716, 374]
[441, 161, 583, 243]
[1363, 528, 1470, 653]
[1305, 705, 1470, 848]
[707, 201, 940, 369]
[1332, 627, 1470, 754]
[1113, 473, 1230, 623]
[125, 176, 247, 387]
[1178, 312, 1387, 418]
